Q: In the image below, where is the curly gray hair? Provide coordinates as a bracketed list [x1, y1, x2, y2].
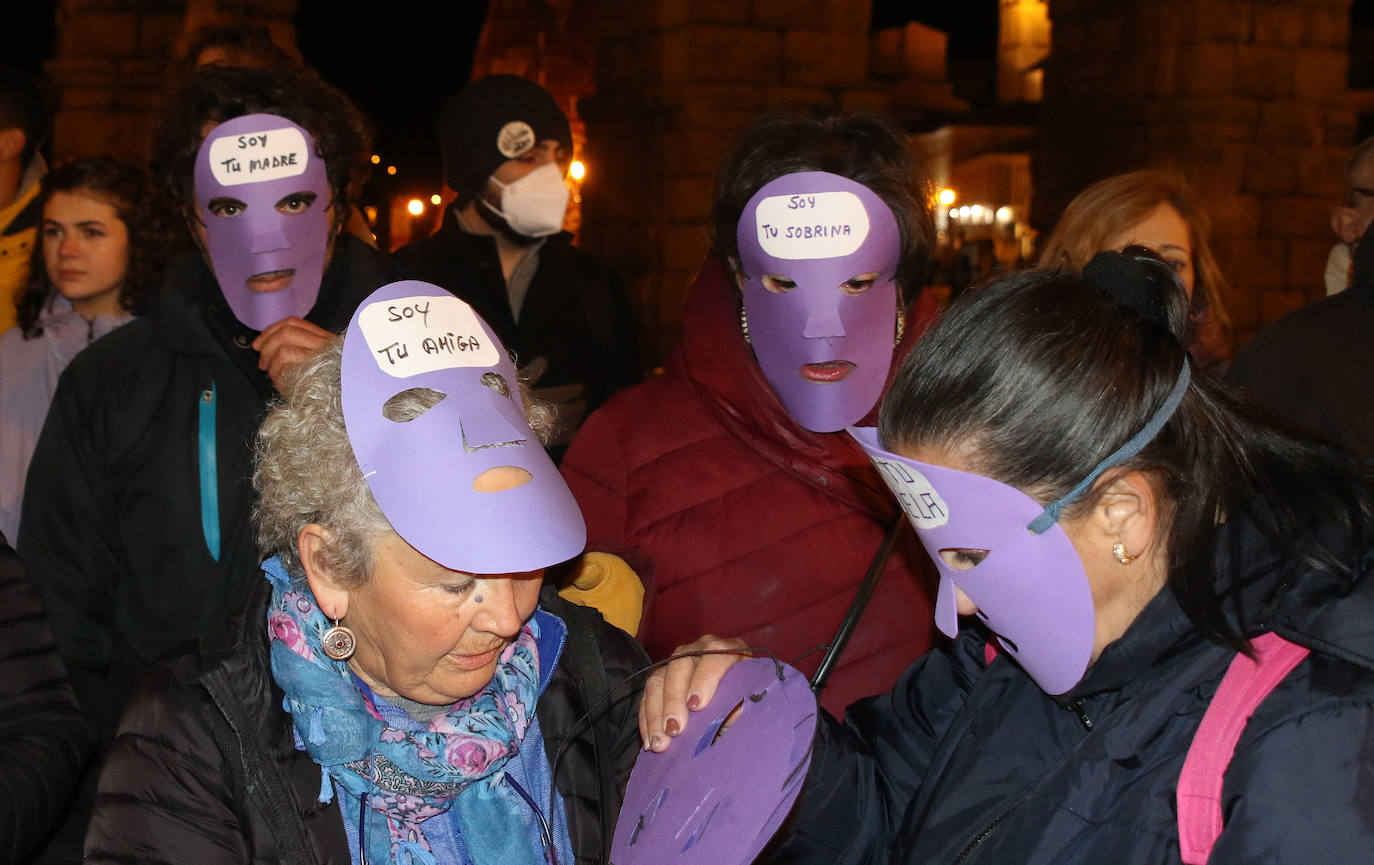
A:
[253, 337, 557, 587]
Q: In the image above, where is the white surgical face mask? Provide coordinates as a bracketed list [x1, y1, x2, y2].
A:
[487, 162, 569, 238]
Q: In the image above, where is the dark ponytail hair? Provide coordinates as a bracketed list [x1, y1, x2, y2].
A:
[879, 253, 1373, 651]
[16, 156, 180, 338]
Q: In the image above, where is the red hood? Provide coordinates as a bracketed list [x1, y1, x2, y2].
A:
[668, 253, 938, 516]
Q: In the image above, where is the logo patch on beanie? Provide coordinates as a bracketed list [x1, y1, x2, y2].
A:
[497, 121, 536, 159]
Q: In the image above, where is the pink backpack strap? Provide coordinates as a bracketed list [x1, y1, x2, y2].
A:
[1176, 632, 1310, 864]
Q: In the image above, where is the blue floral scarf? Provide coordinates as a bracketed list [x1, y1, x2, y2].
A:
[263, 557, 543, 865]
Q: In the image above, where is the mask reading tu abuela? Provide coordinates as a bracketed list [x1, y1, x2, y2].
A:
[341, 280, 586, 574]
[736, 171, 901, 433]
[194, 113, 332, 331]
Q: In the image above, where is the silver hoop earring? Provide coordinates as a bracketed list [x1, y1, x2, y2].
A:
[321, 619, 356, 661]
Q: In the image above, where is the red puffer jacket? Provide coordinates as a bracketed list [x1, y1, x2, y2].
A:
[561, 254, 938, 716]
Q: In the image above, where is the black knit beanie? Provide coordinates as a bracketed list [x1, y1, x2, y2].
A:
[437, 75, 572, 200]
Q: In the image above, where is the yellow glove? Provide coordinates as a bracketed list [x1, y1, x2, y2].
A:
[558, 552, 644, 637]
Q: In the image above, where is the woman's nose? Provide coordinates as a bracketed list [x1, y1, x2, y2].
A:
[58, 236, 80, 258]
[471, 579, 523, 637]
[802, 301, 845, 340]
[954, 585, 980, 617]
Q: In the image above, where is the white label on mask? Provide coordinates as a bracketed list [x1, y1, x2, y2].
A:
[359, 295, 500, 377]
[754, 191, 870, 260]
[497, 121, 536, 158]
[871, 458, 949, 528]
[207, 126, 311, 186]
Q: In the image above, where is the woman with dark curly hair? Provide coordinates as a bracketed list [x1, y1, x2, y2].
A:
[0, 156, 177, 542]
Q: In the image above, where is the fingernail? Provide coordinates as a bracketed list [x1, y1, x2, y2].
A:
[687, 694, 701, 710]
[650, 734, 664, 751]
[642, 737, 651, 752]
[665, 717, 680, 736]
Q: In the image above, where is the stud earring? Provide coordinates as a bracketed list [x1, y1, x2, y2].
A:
[321, 619, 357, 661]
[1112, 542, 1136, 565]
[740, 304, 751, 345]
[473, 594, 484, 604]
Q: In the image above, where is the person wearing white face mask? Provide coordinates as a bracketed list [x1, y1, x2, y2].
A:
[398, 75, 641, 454]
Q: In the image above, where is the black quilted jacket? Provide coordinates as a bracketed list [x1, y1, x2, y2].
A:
[84, 581, 647, 864]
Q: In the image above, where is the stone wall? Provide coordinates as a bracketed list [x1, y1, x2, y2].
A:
[45, 0, 297, 164]
[570, 0, 956, 367]
[1034, 0, 1355, 343]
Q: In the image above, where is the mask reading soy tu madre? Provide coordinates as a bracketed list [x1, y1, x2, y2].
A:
[850, 427, 1097, 695]
[194, 113, 332, 331]
[341, 280, 586, 574]
[736, 172, 901, 433]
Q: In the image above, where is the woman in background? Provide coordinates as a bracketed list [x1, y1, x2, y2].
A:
[1039, 168, 1234, 367]
[0, 156, 175, 541]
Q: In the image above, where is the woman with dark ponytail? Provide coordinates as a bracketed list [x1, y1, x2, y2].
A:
[641, 251, 1374, 864]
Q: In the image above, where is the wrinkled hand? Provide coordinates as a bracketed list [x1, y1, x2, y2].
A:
[638, 635, 749, 753]
[252, 316, 333, 389]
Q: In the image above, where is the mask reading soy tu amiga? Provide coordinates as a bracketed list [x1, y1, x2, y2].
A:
[850, 427, 1096, 695]
[341, 280, 585, 574]
[736, 172, 901, 433]
[194, 113, 331, 331]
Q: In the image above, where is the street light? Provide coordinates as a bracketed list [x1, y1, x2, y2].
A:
[407, 199, 424, 216]
[569, 160, 586, 180]
[430, 194, 442, 206]
[937, 188, 956, 206]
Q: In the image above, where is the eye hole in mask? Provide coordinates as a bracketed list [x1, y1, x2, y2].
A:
[481, 371, 511, 398]
[382, 387, 447, 422]
[938, 548, 990, 570]
[838, 272, 879, 296]
[762, 274, 797, 293]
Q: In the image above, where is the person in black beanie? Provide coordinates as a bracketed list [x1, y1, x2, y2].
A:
[396, 74, 640, 453]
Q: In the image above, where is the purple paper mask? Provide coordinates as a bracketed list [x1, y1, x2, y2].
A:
[612, 658, 817, 865]
[340, 280, 585, 574]
[736, 171, 901, 433]
[850, 427, 1096, 695]
[194, 113, 332, 330]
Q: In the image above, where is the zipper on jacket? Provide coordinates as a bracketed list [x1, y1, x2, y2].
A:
[506, 773, 555, 864]
[198, 381, 221, 561]
[949, 794, 1029, 865]
[1065, 697, 1094, 730]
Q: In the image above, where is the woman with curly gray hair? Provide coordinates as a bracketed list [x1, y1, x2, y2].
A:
[87, 282, 647, 865]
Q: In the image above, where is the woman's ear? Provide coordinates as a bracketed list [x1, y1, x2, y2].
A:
[1088, 469, 1160, 560]
[298, 523, 350, 620]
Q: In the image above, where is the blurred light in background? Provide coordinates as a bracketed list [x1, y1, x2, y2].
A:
[570, 160, 586, 181]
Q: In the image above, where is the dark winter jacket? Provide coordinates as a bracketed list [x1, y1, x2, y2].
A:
[18, 235, 402, 748]
[84, 581, 648, 864]
[0, 539, 93, 865]
[561, 255, 940, 717]
[1230, 230, 1374, 459]
[396, 209, 641, 427]
[768, 520, 1374, 865]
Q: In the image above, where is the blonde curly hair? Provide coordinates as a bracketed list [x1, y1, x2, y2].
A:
[253, 337, 556, 587]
